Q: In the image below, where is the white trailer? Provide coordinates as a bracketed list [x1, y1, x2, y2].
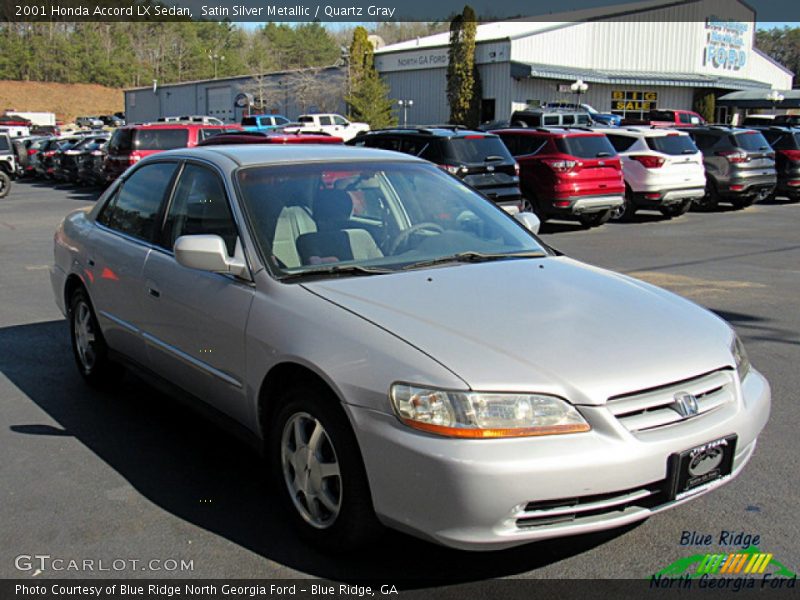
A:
[4, 111, 57, 126]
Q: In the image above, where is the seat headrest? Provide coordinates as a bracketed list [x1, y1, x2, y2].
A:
[314, 189, 353, 224]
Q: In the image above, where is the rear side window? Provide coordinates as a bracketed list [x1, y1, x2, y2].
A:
[555, 135, 616, 158]
[198, 128, 224, 141]
[499, 134, 546, 156]
[0, 136, 10, 152]
[443, 136, 513, 164]
[731, 132, 771, 152]
[134, 128, 189, 151]
[98, 162, 177, 241]
[646, 135, 698, 155]
[650, 110, 675, 122]
[298, 116, 313, 124]
[690, 133, 719, 151]
[242, 117, 257, 126]
[606, 134, 637, 152]
[108, 128, 134, 153]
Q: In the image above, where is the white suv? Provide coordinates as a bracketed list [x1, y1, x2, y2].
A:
[596, 127, 706, 219]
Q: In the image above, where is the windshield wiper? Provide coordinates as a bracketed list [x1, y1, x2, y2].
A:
[281, 264, 394, 281]
[402, 251, 546, 271]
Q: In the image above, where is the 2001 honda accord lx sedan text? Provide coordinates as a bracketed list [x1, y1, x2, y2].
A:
[51, 145, 770, 551]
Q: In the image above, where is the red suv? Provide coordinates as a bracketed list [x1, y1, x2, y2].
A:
[103, 122, 240, 183]
[493, 128, 625, 226]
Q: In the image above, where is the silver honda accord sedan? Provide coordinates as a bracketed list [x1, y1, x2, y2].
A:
[51, 145, 770, 551]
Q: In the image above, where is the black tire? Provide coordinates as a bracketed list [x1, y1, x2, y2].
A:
[269, 382, 383, 552]
[521, 195, 547, 222]
[579, 209, 612, 227]
[730, 196, 754, 210]
[0, 171, 10, 199]
[659, 200, 692, 218]
[612, 187, 636, 222]
[68, 287, 123, 387]
[693, 180, 719, 211]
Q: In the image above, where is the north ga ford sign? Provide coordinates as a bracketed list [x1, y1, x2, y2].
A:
[377, 51, 449, 72]
[703, 18, 748, 70]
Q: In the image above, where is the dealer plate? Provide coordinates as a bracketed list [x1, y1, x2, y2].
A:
[667, 435, 737, 499]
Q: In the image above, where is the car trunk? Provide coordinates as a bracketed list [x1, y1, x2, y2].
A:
[554, 136, 624, 196]
[443, 136, 518, 192]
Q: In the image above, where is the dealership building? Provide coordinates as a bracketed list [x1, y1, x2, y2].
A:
[374, 0, 794, 125]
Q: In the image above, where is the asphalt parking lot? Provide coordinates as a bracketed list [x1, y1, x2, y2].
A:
[1, 179, 798, 583]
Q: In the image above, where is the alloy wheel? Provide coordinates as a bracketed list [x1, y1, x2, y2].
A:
[281, 412, 342, 528]
[72, 300, 97, 372]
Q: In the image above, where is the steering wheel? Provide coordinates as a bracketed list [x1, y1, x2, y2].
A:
[388, 222, 444, 255]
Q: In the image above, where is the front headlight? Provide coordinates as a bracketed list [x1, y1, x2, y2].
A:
[732, 334, 751, 381]
[390, 384, 590, 438]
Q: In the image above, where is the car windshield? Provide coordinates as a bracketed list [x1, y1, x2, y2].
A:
[732, 132, 771, 152]
[443, 136, 513, 164]
[646, 134, 698, 155]
[555, 135, 617, 158]
[236, 161, 546, 279]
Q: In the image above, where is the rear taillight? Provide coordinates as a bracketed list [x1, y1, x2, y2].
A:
[630, 155, 665, 168]
[439, 164, 462, 175]
[44, 150, 56, 157]
[729, 184, 745, 191]
[542, 159, 578, 173]
[716, 150, 750, 163]
[27, 149, 37, 156]
[128, 154, 142, 165]
[781, 150, 800, 163]
[514, 162, 520, 177]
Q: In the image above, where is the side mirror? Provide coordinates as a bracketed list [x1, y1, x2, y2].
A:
[515, 211, 541, 234]
[174, 235, 248, 278]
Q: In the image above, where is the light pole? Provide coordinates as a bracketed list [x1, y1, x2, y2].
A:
[208, 51, 225, 79]
[397, 99, 414, 127]
[766, 89, 785, 115]
[570, 79, 588, 109]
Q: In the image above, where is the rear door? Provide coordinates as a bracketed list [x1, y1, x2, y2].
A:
[141, 162, 253, 423]
[90, 161, 179, 365]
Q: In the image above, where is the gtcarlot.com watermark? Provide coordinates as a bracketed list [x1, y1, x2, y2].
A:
[15, 554, 194, 573]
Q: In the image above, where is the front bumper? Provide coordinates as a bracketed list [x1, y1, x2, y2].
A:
[349, 369, 770, 551]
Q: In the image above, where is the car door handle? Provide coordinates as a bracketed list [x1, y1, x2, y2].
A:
[147, 287, 160, 299]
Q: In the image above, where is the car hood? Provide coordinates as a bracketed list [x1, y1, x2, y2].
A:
[301, 257, 734, 405]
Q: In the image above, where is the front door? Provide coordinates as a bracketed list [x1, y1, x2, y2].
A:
[141, 162, 253, 424]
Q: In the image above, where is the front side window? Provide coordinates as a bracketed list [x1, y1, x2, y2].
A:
[236, 161, 547, 277]
[333, 116, 348, 126]
[98, 162, 178, 241]
[162, 164, 237, 255]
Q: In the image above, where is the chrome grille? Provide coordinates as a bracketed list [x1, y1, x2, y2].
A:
[607, 370, 735, 433]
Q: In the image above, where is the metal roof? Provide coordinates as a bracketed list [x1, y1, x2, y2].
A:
[510, 62, 772, 90]
[717, 89, 800, 108]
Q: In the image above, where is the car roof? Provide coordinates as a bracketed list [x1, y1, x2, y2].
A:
[491, 127, 602, 137]
[359, 126, 498, 138]
[121, 122, 228, 130]
[154, 144, 425, 167]
[592, 126, 689, 137]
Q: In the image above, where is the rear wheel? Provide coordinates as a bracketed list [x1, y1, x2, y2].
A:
[659, 200, 692, 218]
[730, 196, 754, 209]
[269, 382, 383, 551]
[693, 180, 720, 211]
[612, 187, 636, 222]
[522, 194, 547, 222]
[578, 209, 612, 228]
[68, 287, 123, 387]
[0, 171, 10, 199]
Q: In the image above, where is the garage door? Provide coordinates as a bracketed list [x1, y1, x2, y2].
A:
[206, 86, 233, 122]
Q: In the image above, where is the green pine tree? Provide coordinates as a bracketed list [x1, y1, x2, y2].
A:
[446, 6, 479, 127]
[346, 27, 396, 129]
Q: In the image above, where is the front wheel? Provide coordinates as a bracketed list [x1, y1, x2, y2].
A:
[269, 382, 383, 551]
[0, 171, 10, 199]
[579, 209, 612, 228]
[659, 200, 692, 218]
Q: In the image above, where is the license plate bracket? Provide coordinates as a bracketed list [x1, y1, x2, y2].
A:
[666, 434, 737, 500]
